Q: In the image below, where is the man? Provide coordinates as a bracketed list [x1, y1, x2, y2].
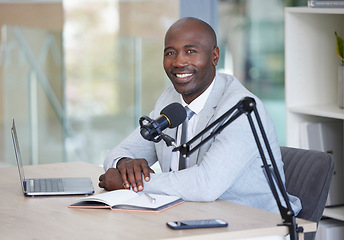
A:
[99, 17, 302, 214]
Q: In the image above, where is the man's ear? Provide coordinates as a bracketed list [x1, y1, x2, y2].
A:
[212, 46, 220, 66]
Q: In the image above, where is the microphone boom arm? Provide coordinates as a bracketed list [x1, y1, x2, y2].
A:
[173, 97, 303, 240]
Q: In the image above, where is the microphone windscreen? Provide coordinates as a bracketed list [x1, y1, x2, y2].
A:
[160, 102, 187, 128]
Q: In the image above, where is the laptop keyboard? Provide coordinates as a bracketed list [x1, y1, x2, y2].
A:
[31, 178, 64, 192]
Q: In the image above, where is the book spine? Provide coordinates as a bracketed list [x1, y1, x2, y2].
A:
[308, 1, 344, 8]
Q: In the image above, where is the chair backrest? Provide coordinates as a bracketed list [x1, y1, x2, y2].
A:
[281, 147, 334, 240]
[281, 147, 334, 223]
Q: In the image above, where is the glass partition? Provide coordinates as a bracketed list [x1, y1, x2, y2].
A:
[0, 27, 171, 167]
[63, 0, 178, 166]
[65, 36, 170, 165]
[1, 0, 179, 168]
[1, 25, 65, 167]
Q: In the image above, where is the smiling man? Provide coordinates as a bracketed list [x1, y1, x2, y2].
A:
[99, 17, 302, 214]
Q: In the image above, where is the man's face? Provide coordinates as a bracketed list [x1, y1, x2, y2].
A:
[163, 23, 219, 104]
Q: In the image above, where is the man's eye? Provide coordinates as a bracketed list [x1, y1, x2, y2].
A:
[165, 51, 175, 56]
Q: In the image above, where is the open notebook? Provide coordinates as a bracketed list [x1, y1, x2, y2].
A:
[69, 189, 184, 212]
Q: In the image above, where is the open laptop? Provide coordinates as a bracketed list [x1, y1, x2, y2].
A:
[11, 119, 94, 196]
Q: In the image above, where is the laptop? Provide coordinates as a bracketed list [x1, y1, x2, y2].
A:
[11, 119, 95, 196]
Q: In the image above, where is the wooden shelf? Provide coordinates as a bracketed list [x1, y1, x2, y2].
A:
[323, 206, 344, 221]
[289, 104, 344, 120]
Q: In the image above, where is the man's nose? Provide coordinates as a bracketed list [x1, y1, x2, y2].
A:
[172, 52, 189, 67]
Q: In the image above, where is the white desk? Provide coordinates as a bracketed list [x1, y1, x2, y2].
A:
[0, 162, 316, 239]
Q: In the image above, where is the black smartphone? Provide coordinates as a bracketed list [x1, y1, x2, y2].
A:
[166, 219, 228, 230]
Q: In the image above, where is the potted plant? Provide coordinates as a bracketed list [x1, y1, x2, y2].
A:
[335, 32, 344, 108]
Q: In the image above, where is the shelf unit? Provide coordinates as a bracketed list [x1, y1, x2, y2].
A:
[323, 206, 344, 221]
[285, 7, 344, 222]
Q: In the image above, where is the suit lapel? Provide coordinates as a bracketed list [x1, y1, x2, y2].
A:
[156, 75, 227, 170]
[188, 76, 226, 167]
[160, 127, 177, 172]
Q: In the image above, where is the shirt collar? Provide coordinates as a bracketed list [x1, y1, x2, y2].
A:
[181, 75, 216, 115]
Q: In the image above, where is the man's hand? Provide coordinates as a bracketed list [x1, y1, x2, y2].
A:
[117, 158, 155, 192]
[98, 168, 124, 191]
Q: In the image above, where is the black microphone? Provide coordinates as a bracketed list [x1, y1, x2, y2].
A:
[139, 102, 186, 144]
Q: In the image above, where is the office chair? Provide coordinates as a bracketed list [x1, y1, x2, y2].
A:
[281, 147, 334, 240]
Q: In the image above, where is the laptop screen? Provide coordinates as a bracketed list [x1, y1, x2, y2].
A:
[11, 119, 27, 192]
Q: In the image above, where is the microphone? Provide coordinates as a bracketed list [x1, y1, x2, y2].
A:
[139, 102, 186, 144]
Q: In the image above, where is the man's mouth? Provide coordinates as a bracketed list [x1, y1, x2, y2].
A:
[175, 73, 193, 79]
[173, 72, 195, 84]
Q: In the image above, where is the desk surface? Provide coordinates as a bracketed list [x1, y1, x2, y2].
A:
[0, 162, 316, 240]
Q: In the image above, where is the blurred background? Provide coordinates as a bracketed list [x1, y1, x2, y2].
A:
[0, 0, 307, 167]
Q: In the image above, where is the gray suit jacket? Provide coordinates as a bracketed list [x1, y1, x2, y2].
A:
[104, 73, 302, 213]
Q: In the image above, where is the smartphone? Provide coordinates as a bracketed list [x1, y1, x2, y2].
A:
[166, 219, 228, 230]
